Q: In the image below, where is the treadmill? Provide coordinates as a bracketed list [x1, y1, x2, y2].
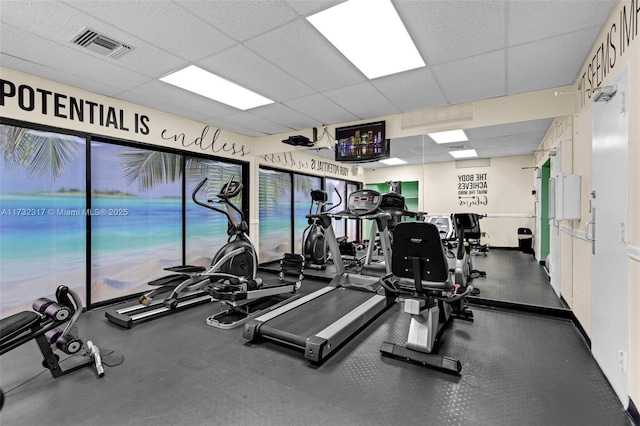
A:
[243, 189, 396, 363]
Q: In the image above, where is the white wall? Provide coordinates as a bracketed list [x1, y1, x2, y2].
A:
[534, 0, 640, 409]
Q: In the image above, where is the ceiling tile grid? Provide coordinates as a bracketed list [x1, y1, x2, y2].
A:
[0, 0, 618, 164]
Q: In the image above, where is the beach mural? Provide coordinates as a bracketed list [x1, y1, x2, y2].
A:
[0, 121, 247, 318]
[90, 142, 183, 303]
[90, 144, 244, 304]
[259, 168, 292, 263]
[0, 124, 87, 318]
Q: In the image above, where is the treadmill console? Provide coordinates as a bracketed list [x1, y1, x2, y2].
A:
[347, 189, 381, 215]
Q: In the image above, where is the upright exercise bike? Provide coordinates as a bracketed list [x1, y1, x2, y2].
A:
[450, 213, 486, 298]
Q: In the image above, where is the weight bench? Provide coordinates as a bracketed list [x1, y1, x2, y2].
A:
[0, 286, 104, 379]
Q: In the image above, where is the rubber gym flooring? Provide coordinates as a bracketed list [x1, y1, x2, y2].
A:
[0, 250, 632, 425]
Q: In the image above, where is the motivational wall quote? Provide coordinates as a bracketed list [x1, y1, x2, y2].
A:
[0, 77, 250, 158]
[458, 173, 488, 207]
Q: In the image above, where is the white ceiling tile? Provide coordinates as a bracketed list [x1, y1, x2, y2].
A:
[249, 103, 318, 131]
[283, 1, 344, 16]
[508, 1, 617, 46]
[283, 94, 359, 125]
[197, 45, 314, 102]
[65, 0, 236, 61]
[207, 117, 267, 137]
[221, 111, 295, 135]
[372, 68, 447, 112]
[181, 0, 298, 42]
[123, 79, 239, 118]
[245, 20, 366, 92]
[432, 50, 506, 105]
[508, 29, 596, 94]
[0, 54, 124, 97]
[323, 83, 401, 119]
[397, 0, 505, 66]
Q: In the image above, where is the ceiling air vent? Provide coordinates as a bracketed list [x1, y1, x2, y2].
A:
[70, 27, 132, 59]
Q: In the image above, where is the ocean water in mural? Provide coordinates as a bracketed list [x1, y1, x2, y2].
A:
[90, 142, 183, 303]
[0, 126, 86, 318]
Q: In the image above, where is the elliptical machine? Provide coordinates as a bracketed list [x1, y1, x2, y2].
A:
[302, 189, 339, 270]
[105, 177, 257, 328]
[105, 177, 303, 329]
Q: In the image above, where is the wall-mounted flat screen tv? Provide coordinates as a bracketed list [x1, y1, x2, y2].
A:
[335, 121, 389, 162]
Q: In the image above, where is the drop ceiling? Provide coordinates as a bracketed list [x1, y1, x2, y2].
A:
[0, 0, 615, 166]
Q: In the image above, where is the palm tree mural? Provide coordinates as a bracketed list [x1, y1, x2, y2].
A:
[0, 125, 78, 181]
[117, 149, 240, 196]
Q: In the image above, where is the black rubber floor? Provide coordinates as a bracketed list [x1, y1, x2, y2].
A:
[0, 275, 630, 425]
[469, 249, 565, 309]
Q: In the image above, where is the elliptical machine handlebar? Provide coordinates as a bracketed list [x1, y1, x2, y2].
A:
[192, 177, 246, 231]
[306, 187, 342, 219]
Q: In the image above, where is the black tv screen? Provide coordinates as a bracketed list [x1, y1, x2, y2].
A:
[335, 121, 389, 162]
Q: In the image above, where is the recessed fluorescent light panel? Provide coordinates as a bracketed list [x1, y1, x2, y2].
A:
[160, 65, 274, 110]
[449, 149, 478, 159]
[428, 129, 468, 144]
[379, 158, 407, 165]
[307, 0, 425, 79]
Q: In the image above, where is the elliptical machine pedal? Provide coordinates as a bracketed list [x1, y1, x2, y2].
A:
[206, 253, 305, 329]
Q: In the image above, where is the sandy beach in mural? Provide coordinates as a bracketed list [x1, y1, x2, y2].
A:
[0, 244, 215, 318]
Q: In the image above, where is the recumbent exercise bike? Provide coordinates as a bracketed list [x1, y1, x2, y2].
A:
[379, 221, 475, 374]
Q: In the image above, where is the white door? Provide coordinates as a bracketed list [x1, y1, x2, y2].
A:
[590, 68, 629, 408]
[549, 147, 562, 297]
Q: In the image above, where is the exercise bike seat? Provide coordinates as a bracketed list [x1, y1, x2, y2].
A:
[0, 311, 40, 342]
[391, 222, 454, 293]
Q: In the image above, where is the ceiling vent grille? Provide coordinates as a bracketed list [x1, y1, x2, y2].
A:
[70, 27, 132, 59]
[401, 104, 475, 130]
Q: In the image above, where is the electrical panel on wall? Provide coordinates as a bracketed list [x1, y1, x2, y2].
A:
[549, 173, 581, 221]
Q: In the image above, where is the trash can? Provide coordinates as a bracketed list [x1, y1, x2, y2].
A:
[517, 228, 533, 254]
